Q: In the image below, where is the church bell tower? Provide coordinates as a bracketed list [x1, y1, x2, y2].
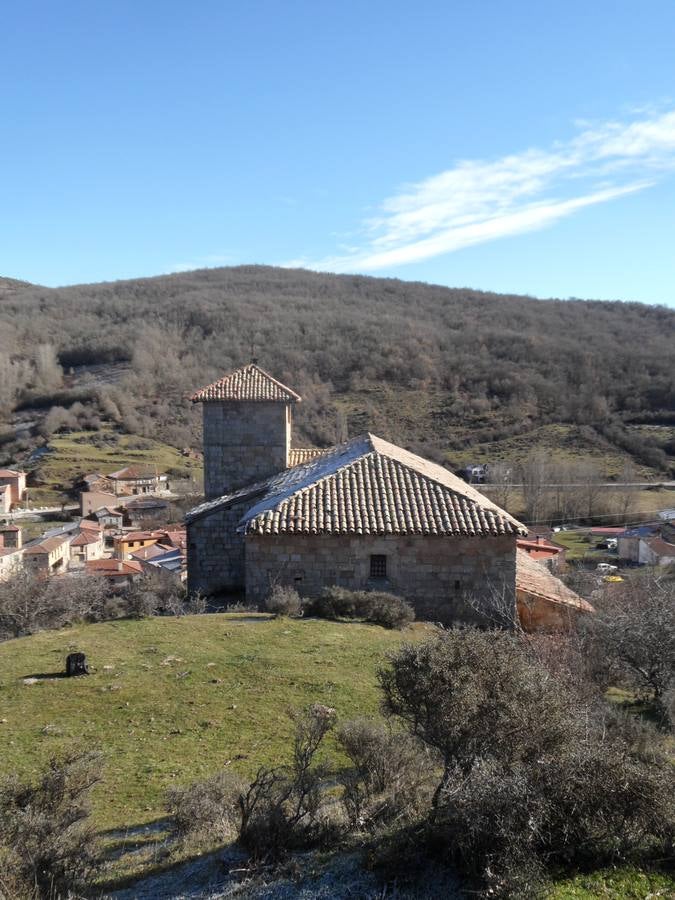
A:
[190, 363, 301, 500]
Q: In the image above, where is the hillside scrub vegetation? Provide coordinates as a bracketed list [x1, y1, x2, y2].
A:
[0, 569, 203, 642]
[0, 613, 673, 896]
[1, 266, 673, 475]
[160, 629, 674, 898]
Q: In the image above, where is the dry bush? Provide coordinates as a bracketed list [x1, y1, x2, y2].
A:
[0, 751, 101, 899]
[305, 586, 414, 630]
[264, 585, 302, 617]
[0, 571, 109, 640]
[357, 592, 414, 629]
[305, 586, 359, 620]
[376, 629, 675, 897]
[166, 770, 246, 841]
[337, 718, 431, 831]
[577, 572, 675, 726]
[239, 703, 338, 860]
[379, 629, 579, 812]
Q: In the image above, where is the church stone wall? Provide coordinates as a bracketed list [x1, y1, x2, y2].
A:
[245, 533, 517, 625]
[187, 498, 251, 597]
[203, 401, 290, 500]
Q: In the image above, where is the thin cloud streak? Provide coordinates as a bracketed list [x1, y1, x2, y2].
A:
[288, 109, 675, 273]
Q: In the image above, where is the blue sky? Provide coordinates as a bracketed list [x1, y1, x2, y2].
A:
[2, 1, 675, 305]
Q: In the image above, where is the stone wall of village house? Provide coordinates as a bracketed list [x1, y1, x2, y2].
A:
[245, 533, 518, 625]
[187, 498, 253, 596]
[202, 401, 291, 500]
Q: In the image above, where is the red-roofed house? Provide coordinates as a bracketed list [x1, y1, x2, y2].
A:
[518, 535, 566, 571]
[108, 466, 170, 497]
[24, 534, 71, 576]
[85, 558, 143, 585]
[69, 526, 105, 566]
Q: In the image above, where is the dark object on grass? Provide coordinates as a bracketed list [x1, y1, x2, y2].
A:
[66, 653, 89, 676]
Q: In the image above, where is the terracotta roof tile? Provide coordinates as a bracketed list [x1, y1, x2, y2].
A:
[86, 559, 143, 576]
[516, 549, 594, 612]
[190, 363, 301, 403]
[24, 535, 70, 554]
[288, 447, 331, 466]
[204, 434, 527, 538]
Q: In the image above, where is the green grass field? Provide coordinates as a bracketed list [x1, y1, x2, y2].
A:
[26, 429, 203, 504]
[0, 613, 426, 830]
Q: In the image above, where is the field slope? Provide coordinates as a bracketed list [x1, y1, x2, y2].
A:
[0, 614, 425, 829]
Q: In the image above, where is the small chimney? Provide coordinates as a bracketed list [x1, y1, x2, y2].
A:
[117, 561, 123, 572]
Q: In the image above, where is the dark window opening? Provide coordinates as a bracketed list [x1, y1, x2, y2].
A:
[454, 580, 461, 591]
[370, 554, 387, 578]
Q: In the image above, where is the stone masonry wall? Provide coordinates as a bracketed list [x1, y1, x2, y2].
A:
[245, 533, 517, 625]
[187, 498, 251, 596]
[203, 401, 291, 499]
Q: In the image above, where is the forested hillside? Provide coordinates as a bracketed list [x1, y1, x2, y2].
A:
[1, 266, 674, 475]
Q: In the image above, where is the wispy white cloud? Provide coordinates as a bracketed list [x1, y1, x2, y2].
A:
[287, 108, 675, 272]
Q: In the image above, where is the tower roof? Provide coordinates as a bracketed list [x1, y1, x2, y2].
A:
[190, 363, 301, 403]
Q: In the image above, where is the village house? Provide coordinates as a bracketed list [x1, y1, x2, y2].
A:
[113, 530, 166, 560]
[0, 469, 27, 506]
[517, 534, 566, 571]
[618, 527, 675, 567]
[0, 526, 23, 581]
[108, 465, 170, 496]
[69, 522, 105, 567]
[0, 484, 11, 515]
[131, 543, 186, 580]
[186, 364, 588, 630]
[90, 506, 126, 530]
[81, 489, 120, 517]
[85, 558, 143, 585]
[24, 533, 71, 576]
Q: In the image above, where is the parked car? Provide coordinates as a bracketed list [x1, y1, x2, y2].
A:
[596, 563, 618, 573]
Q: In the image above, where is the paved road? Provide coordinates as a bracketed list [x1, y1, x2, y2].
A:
[6, 504, 79, 519]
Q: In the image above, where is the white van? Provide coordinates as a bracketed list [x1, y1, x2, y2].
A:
[596, 563, 618, 574]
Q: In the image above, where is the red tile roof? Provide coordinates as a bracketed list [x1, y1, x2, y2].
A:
[86, 559, 143, 576]
[288, 447, 331, 466]
[242, 434, 526, 537]
[25, 535, 71, 554]
[190, 363, 301, 403]
[516, 549, 594, 612]
[108, 465, 158, 480]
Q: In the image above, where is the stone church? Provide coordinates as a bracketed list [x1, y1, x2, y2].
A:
[186, 363, 590, 627]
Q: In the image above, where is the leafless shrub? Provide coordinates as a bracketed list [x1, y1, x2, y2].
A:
[577, 571, 675, 726]
[166, 771, 246, 841]
[337, 718, 432, 831]
[379, 630, 579, 814]
[0, 571, 109, 640]
[0, 751, 101, 899]
[357, 592, 414, 629]
[264, 585, 302, 617]
[305, 587, 414, 629]
[239, 703, 337, 860]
